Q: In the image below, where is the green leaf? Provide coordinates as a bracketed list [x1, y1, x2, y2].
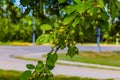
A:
[115, 1, 120, 8]
[74, 0, 81, 4]
[40, 24, 52, 30]
[98, 0, 104, 8]
[111, 3, 117, 19]
[99, 21, 109, 31]
[35, 61, 44, 73]
[72, 17, 80, 27]
[101, 11, 109, 22]
[36, 34, 50, 44]
[46, 53, 58, 70]
[28, 20, 32, 25]
[46, 70, 53, 77]
[76, 1, 92, 14]
[61, 5, 76, 14]
[20, 0, 30, 7]
[90, 7, 98, 19]
[54, 21, 59, 28]
[19, 70, 31, 80]
[63, 12, 77, 25]
[67, 46, 79, 58]
[58, 0, 66, 4]
[52, 53, 58, 62]
[103, 32, 109, 39]
[59, 35, 66, 49]
[49, 31, 56, 43]
[26, 64, 35, 69]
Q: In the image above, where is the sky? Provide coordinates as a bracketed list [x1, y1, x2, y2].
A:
[12, 0, 20, 6]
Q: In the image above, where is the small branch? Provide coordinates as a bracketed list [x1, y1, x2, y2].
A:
[54, 46, 60, 53]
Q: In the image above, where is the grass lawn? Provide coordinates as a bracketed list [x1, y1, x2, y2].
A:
[14, 51, 120, 67]
[56, 51, 120, 67]
[0, 69, 97, 80]
[0, 69, 22, 80]
[42, 51, 120, 67]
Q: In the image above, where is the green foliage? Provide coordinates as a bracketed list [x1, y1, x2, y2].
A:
[101, 11, 109, 22]
[19, 0, 120, 80]
[61, 5, 76, 14]
[19, 70, 31, 80]
[76, 0, 92, 14]
[111, 3, 117, 19]
[98, 0, 104, 8]
[20, 60, 54, 80]
[0, 16, 42, 42]
[72, 17, 80, 27]
[63, 12, 77, 25]
[1, 0, 120, 79]
[0, 1, 43, 42]
[35, 61, 44, 73]
[115, 1, 120, 8]
[26, 64, 35, 69]
[67, 45, 79, 58]
[20, 0, 30, 7]
[40, 24, 52, 30]
[46, 53, 58, 70]
[36, 34, 50, 44]
[58, 0, 66, 4]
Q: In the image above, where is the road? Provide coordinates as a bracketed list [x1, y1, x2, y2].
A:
[0, 45, 120, 79]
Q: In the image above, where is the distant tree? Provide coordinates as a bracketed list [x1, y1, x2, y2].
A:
[0, 0, 43, 42]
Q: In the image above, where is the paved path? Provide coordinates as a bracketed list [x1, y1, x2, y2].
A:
[0, 45, 120, 79]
